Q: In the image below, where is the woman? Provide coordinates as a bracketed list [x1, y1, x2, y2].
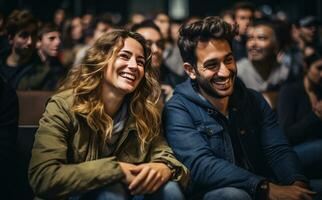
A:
[28, 30, 188, 200]
[277, 52, 322, 192]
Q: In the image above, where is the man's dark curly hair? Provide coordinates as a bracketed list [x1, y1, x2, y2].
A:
[178, 16, 238, 67]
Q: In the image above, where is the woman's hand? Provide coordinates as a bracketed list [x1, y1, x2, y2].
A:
[128, 163, 172, 195]
[118, 162, 137, 185]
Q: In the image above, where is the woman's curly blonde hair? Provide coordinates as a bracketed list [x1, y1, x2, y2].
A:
[61, 30, 161, 152]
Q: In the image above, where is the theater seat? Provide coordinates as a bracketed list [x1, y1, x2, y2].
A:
[16, 91, 54, 200]
[17, 91, 54, 126]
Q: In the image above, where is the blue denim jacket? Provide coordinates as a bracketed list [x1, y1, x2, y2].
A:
[163, 79, 307, 198]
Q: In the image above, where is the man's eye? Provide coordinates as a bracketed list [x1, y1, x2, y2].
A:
[224, 57, 234, 64]
[204, 63, 219, 70]
[258, 36, 267, 40]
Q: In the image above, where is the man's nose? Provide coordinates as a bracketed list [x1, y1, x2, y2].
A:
[217, 62, 230, 76]
[26, 36, 33, 45]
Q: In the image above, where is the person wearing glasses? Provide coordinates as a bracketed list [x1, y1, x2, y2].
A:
[132, 20, 186, 103]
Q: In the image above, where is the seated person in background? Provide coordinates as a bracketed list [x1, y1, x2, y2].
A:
[295, 16, 322, 58]
[132, 20, 186, 102]
[237, 19, 291, 92]
[0, 10, 47, 90]
[232, 1, 255, 61]
[163, 16, 315, 200]
[277, 52, 322, 181]
[37, 23, 67, 90]
[73, 15, 115, 66]
[29, 30, 188, 200]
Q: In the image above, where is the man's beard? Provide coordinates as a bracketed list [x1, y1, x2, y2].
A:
[195, 69, 237, 99]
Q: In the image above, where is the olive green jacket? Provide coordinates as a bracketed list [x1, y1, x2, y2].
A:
[28, 90, 189, 200]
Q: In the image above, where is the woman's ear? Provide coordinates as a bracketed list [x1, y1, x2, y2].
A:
[183, 62, 197, 80]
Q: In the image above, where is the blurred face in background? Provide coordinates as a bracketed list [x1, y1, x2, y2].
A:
[300, 25, 318, 43]
[136, 27, 164, 68]
[154, 13, 170, 40]
[235, 9, 253, 36]
[38, 31, 61, 57]
[54, 9, 65, 26]
[10, 24, 37, 58]
[246, 25, 278, 62]
[71, 17, 83, 41]
[93, 22, 110, 41]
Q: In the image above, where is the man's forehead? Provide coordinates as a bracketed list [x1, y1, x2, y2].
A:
[20, 24, 37, 33]
[195, 39, 232, 61]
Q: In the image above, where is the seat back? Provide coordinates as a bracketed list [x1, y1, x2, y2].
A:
[17, 91, 54, 126]
[16, 91, 54, 200]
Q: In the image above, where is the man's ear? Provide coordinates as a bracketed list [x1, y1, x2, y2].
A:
[183, 62, 197, 80]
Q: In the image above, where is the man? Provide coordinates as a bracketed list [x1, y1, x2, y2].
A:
[232, 2, 255, 61]
[37, 23, 66, 90]
[0, 10, 49, 90]
[237, 19, 290, 92]
[296, 16, 322, 58]
[163, 16, 315, 200]
[132, 20, 185, 101]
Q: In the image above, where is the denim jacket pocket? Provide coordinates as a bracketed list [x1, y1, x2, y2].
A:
[198, 123, 225, 157]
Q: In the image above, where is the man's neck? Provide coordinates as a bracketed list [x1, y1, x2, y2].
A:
[6, 50, 32, 67]
[199, 88, 229, 116]
[252, 58, 277, 81]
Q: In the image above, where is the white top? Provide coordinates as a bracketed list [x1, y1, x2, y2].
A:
[237, 58, 290, 92]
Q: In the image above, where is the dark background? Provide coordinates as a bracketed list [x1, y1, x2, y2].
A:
[0, 0, 321, 24]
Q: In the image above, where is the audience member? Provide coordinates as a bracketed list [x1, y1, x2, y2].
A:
[237, 19, 290, 92]
[232, 2, 255, 61]
[37, 23, 66, 90]
[29, 30, 188, 200]
[163, 16, 314, 200]
[277, 52, 322, 177]
[132, 20, 186, 101]
[0, 10, 52, 90]
[154, 12, 186, 78]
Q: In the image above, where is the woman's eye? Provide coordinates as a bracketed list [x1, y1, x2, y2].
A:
[119, 54, 130, 59]
[137, 60, 145, 67]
